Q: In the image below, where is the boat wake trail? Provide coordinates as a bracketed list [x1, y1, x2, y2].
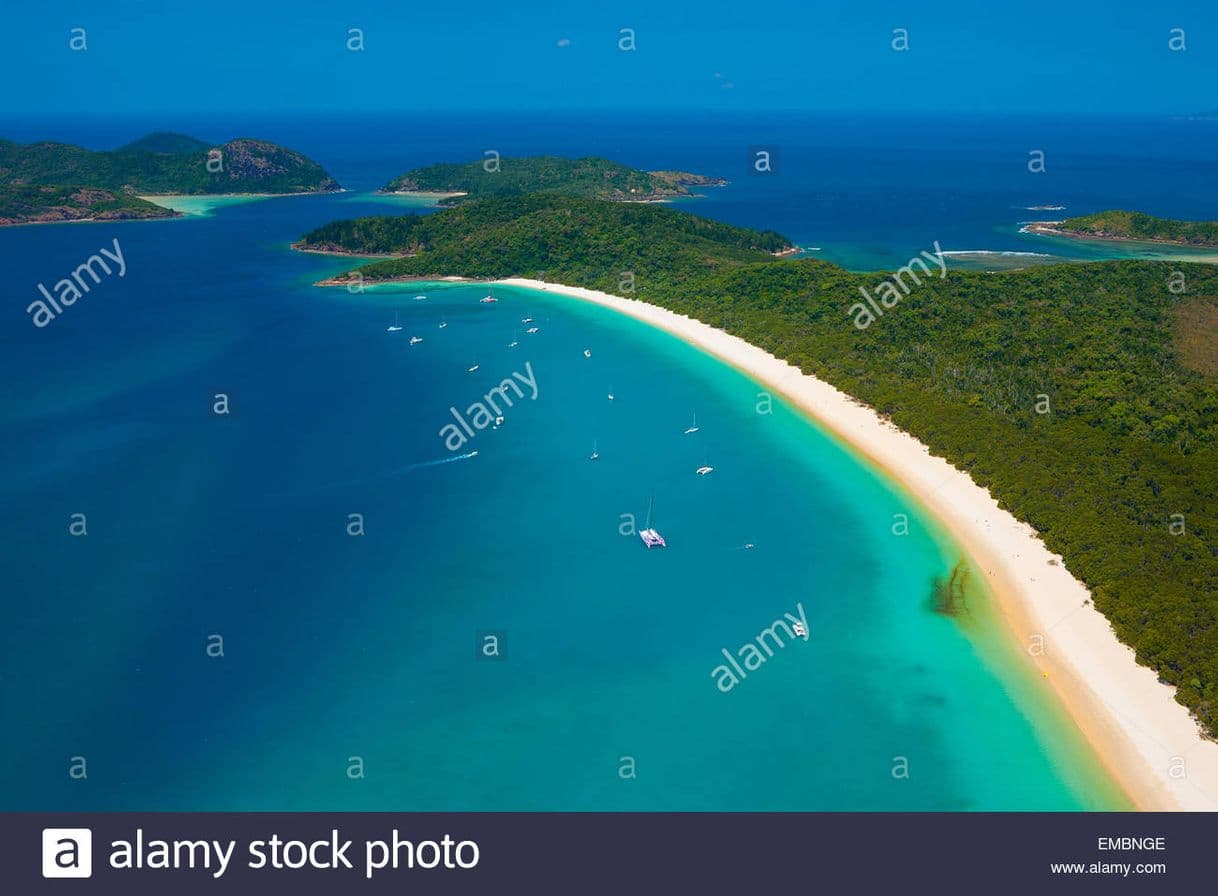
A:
[388, 450, 479, 475]
[313, 450, 479, 492]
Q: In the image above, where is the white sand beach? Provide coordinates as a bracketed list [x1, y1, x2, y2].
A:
[499, 276, 1218, 811]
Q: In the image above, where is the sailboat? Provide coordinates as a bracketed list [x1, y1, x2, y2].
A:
[684, 412, 699, 434]
[409, 335, 423, 345]
[639, 496, 666, 548]
[480, 288, 498, 304]
[590, 440, 599, 461]
[387, 311, 403, 333]
[696, 464, 714, 476]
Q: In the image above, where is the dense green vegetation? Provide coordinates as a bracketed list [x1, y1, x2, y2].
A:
[0, 184, 176, 225]
[0, 134, 340, 221]
[296, 195, 791, 274]
[1059, 210, 1218, 247]
[383, 155, 724, 204]
[302, 195, 1218, 736]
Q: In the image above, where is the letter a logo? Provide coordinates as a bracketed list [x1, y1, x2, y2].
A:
[42, 829, 92, 878]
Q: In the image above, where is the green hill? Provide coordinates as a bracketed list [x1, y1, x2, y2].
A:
[301, 196, 1218, 736]
[0, 133, 341, 225]
[382, 155, 726, 205]
[1056, 210, 1218, 247]
[0, 135, 341, 194]
[296, 195, 791, 284]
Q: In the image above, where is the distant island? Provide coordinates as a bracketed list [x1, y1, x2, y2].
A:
[296, 193, 1218, 750]
[0, 132, 341, 225]
[381, 156, 727, 205]
[1026, 210, 1218, 248]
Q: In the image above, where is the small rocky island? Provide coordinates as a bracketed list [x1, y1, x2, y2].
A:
[1026, 209, 1218, 248]
[0, 132, 341, 225]
[381, 155, 727, 205]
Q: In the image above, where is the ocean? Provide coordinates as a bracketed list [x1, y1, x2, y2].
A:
[5, 110, 1211, 810]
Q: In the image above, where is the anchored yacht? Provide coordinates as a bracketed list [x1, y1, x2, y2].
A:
[639, 497, 666, 548]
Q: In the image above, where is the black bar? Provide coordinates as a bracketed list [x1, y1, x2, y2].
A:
[6, 812, 1205, 893]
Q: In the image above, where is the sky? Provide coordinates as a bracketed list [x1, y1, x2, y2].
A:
[1, 0, 1216, 118]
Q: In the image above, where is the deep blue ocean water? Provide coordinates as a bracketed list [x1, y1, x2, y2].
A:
[4, 111, 1211, 810]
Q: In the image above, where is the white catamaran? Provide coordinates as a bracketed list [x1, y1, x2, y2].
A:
[639, 497, 666, 548]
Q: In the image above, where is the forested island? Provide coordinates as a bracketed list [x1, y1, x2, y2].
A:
[295, 194, 790, 265]
[0, 132, 341, 225]
[1028, 210, 1218, 247]
[0, 184, 177, 226]
[299, 195, 1218, 736]
[381, 156, 726, 205]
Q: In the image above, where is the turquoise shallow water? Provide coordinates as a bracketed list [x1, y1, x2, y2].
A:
[0, 189, 1127, 809]
[8, 107, 1198, 808]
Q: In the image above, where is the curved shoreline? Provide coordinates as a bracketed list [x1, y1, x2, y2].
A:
[492, 276, 1218, 811]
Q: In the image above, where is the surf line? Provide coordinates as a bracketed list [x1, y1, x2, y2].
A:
[439, 361, 539, 451]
